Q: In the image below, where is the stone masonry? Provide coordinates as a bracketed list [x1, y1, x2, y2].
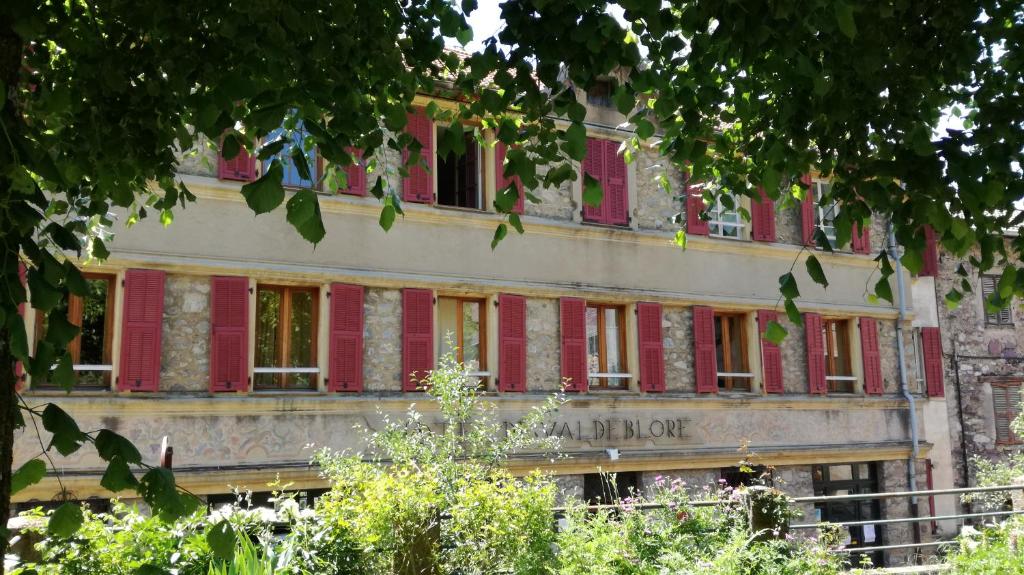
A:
[160, 274, 210, 392]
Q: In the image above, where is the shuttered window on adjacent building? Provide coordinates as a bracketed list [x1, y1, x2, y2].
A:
[992, 382, 1022, 445]
[981, 275, 1013, 326]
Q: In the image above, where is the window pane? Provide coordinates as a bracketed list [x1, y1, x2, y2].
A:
[287, 290, 316, 389]
[462, 301, 481, 371]
[255, 288, 281, 368]
[727, 315, 746, 372]
[604, 308, 623, 373]
[834, 321, 851, 375]
[586, 306, 600, 374]
[714, 316, 726, 372]
[79, 278, 110, 366]
[438, 297, 459, 361]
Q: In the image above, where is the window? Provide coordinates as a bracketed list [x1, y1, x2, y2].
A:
[910, 328, 926, 393]
[981, 275, 1013, 326]
[720, 465, 772, 488]
[992, 382, 1022, 445]
[254, 285, 319, 390]
[263, 120, 318, 189]
[586, 80, 614, 107]
[708, 194, 745, 239]
[715, 312, 752, 391]
[813, 181, 839, 248]
[586, 304, 629, 389]
[822, 318, 855, 393]
[437, 297, 487, 377]
[812, 463, 882, 565]
[436, 126, 482, 209]
[583, 472, 639, 505]
[34, 274, 115, 388]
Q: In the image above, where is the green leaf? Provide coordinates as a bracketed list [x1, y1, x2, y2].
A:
[874, 276, 894, 304]
[240, 160, 285, 215]
[207, 520, 237, 562]
[998, 266, 1016, 299]
[784, 299, 803, 326]
[563, 123, 587, 161]
[52, 353, 76, 391]
[95, 429, 143, 464]
[945, 289, 963, 310]
[614, 86, 634, 115]
[491, 223, 508, 250]
[285, 189, 326, 244]
[139, 468, 199, 521]
[764, 321, 788, 345]
[582, 173, 604, 207]
[100, 457, 138, 492]
[48, 502, 84, 538]
[91, 237, 111, 260]
[805, 255, 829, 288]
[45, 310, 79, 347]
[673, 230, 687, 250]
[813, 228, 834, 253]
[11, 459, 46, 495]
[835, 2, 857, 39]
[42, 404, 88, 456]
[779, 273, 800, 300]
[508, 213, 524, 234]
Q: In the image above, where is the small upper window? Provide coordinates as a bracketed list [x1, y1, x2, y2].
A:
[992, 383, 1022, 445]
[586, 80, 614, 108]
[586, 304, 629, 389]
[981, 275, 1013, 326]
[822, 318, 855, 393]
[715, 312, 752, 391]
[254, 285, 319, 390]
[34, 274, 116, 388]
[708, 195, 745, 239]
[437, 297, 487, 378]
[436, 127, 482, 209]
[814, 181, 839, 249]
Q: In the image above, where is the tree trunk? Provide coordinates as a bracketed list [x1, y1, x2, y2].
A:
[0, 335, 16, 574]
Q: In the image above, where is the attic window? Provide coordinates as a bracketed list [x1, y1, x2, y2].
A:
[586, 80, 614, 107]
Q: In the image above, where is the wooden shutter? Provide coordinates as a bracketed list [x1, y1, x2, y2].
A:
[218, 143, 257, 182]
[981, 275, 1013, 325]
[801, 175, 816, 246]
[604, 140, 629, 225]
[118, 269, 165, 392]
[328, 283, 364, 392]
[402, 288, 434, 391]
[560, 297, 588, 392]
[498, 294, 527, 392]
[686, 175, 710, 236]
[693, 306, 717, 393]
[921, 327, 944, 397]
[992, 384, 1022, 444]
[757, 310, 784, 394]
[495, 142, 525, 214]
[637, 302, 665, 393]
[210, 276, 249, 392]
[340, 148, 367, 196]
[581, 138, 606, 223]
[852, 221, 872, 254]
[921, 225, 939, 277]
[804, 312, 827, 394]
[859, 317, 883, 394]
[751, 187, 776, 242]
[402, 109, 434, 203]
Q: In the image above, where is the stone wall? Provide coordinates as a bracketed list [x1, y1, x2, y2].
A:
[663, 306, 694, 393]
[176, 133, 219, 178]
[160, 274, 210, 392]
[633, 146, 682, 232]
[526, 297, 563, 392]
[523, 167, 575, 222]
[879, 458, 933, 567]
[779, 315, 810, 394]
[363, 287, 403, 392]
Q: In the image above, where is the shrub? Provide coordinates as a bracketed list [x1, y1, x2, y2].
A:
[946, 517, 1024, 575]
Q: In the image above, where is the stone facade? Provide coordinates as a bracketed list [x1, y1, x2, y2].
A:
[363, 287, 403, 392]
[662, 306, 694, 393]
[633, 146, 683, 232]
[526, 297, 563, 392]
[176, 133, 219, 178]
[523, 169, 575, 222]
[160, 274, 210, 392]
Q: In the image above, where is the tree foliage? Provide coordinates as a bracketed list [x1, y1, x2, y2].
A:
[2, 0, 1024, 555]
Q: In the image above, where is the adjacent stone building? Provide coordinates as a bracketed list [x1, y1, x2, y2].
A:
[13, 92, 960, 565]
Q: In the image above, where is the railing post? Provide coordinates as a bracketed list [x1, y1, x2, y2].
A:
[1013, 476, 1024, 513]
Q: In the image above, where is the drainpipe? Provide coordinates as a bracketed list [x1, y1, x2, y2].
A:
[887, 219, 922, 549]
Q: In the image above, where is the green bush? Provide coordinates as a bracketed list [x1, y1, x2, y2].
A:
[946, 517, 1024, 575]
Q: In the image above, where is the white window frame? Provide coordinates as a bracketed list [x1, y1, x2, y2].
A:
[707, 194, 746, 240]
[813, 181, 839, 248]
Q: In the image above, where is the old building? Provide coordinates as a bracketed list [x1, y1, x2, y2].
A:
[12, 92, 959, 564]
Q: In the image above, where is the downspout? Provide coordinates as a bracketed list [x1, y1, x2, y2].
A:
[887, 219, 921, 547]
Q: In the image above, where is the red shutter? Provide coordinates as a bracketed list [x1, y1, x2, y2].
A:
[498, 294, 527, 392]
[581, 138, 606, 223]
[495, 142, 525, 214]
[118, 269, 165, 392]
[921, 225, 939, 277]
[852, 221, 871, 254]
[801, 175, 816, 246]
[859, 317, 883, 394]
[340, 148, 367, 196]
[693, 306, 717, 393]
[751, 187, 776, 242]
[218, 143, 257, 182]
[560, 297, 588, 392]
[757, 310, 784, 394]
[686, 175, 710, 236]
[922, 327, 944, 397]
[402, 109, 434, 203]
[402, 288, 434, 391]
[604, 140, 629, 226]
[210, 276, 249, 392]
[329, 283, 364, 392]
[804, 312, 827, 394]
[637, 302, 665, 393]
